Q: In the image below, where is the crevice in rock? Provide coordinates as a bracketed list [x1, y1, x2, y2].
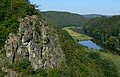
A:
[41, 47, 43, 58]
[46, 37, 50, 44]
[25, 38, 31, 43]
[25, 51, 29, 58]
[12, 53, 15, 63]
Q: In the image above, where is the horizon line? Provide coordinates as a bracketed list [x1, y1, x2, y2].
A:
[40, 10, 119, 16]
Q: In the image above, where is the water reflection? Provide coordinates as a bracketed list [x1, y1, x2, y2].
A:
[78, 40, 102, 50]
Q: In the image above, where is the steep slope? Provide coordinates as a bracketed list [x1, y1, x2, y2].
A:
[0, 0, 120, 77]
[84, 16, 120, 52]
[1, 15, 119, 77]
[4, 15, 65, 71]
[41, 11, 88, 28]
[100, 52, 120, 77]
[63, 27, 119, 77]
[0, 0, 38, 49]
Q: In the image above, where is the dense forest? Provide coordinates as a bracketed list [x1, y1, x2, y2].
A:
[84, 16, 120, 51]
[83, 14, 107, 19]
[0, 0, 120, 77]
[42, 11, 88, 28]
[0, 0, 39, 49]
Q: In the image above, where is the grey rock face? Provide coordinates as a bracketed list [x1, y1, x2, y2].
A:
[2, 67, 18, 77]
[4, 15, 65, 70]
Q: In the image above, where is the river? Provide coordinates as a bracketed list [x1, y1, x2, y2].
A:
[78, 40, 102, 50]
[78, 39, 120, 55]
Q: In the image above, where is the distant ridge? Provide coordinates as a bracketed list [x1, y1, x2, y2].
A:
[83, 14, 112, 19]
[83, 14, 106, 19]
[41, 11, 88, 28]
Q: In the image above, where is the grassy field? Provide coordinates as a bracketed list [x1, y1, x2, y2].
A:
[63, 27, 92, 41]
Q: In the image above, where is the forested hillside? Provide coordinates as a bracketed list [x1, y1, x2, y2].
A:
[0, 0, 39, 49]
[41, 11, 88, 28]
[83, 14, 106, 19]
[84, 16, 120, 52]
[0, 0, 120, 77]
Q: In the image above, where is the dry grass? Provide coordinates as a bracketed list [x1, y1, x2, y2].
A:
[62, 27, 92, 41]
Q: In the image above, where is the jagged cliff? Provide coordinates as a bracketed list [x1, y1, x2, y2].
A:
[4, 15, 65, 72]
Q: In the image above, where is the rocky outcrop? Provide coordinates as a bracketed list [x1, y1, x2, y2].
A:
[2, 67, 18, 77]
[4, 15, 65, 70]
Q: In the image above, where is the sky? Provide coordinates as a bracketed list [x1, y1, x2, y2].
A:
[30, 0, 120, 15]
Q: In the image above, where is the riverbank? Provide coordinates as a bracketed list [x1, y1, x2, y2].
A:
[62, 27, 92, 41]
[63, 27, 120, 77]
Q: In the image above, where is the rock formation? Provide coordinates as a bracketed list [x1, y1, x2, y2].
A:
[4, 15, 65, 70]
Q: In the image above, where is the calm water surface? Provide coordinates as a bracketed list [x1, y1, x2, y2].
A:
[78, 40, 102, 50]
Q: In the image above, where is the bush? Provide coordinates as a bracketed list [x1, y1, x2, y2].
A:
[88, 52, 100, 60]
[0, 0, 39, 49]
[33, 68, 47, 77]
[0, 69, 6, 77]
[96, 59, 118, 77]
[7, 58, 34, 76]
[48, 68, 61, 77]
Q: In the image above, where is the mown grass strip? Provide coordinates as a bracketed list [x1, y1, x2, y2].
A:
[62, 27, 92, 41]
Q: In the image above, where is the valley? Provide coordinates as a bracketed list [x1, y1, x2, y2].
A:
[0, 0, 120, 77]
[62, 26, 120, 77]
[63, 26, 120, 77]
[63, 27, 103, 50]
[65, 26, 120, 53]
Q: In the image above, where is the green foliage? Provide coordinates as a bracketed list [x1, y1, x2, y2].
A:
[83, 14, 107, 19]
[0, 0, 39, 49]
[88, 51, 100, 59]
[42, 11, 88, 28]
[55, 28, 118, 77]
[58, 29, 76, 64]
[35, 23, 41, 35]
[15, 58, 31, 70]
[33, 69, 48, 77]
[0, 70, 6, 77]
[0, 0, 119, 77]
[7, 58, 34, 76]
[97, 58, 118, 77]
[84, 16, 120, 52]
[48, 68, 61, 77]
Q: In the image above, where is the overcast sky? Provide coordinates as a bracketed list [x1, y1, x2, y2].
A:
[30, 0, 120, 15]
